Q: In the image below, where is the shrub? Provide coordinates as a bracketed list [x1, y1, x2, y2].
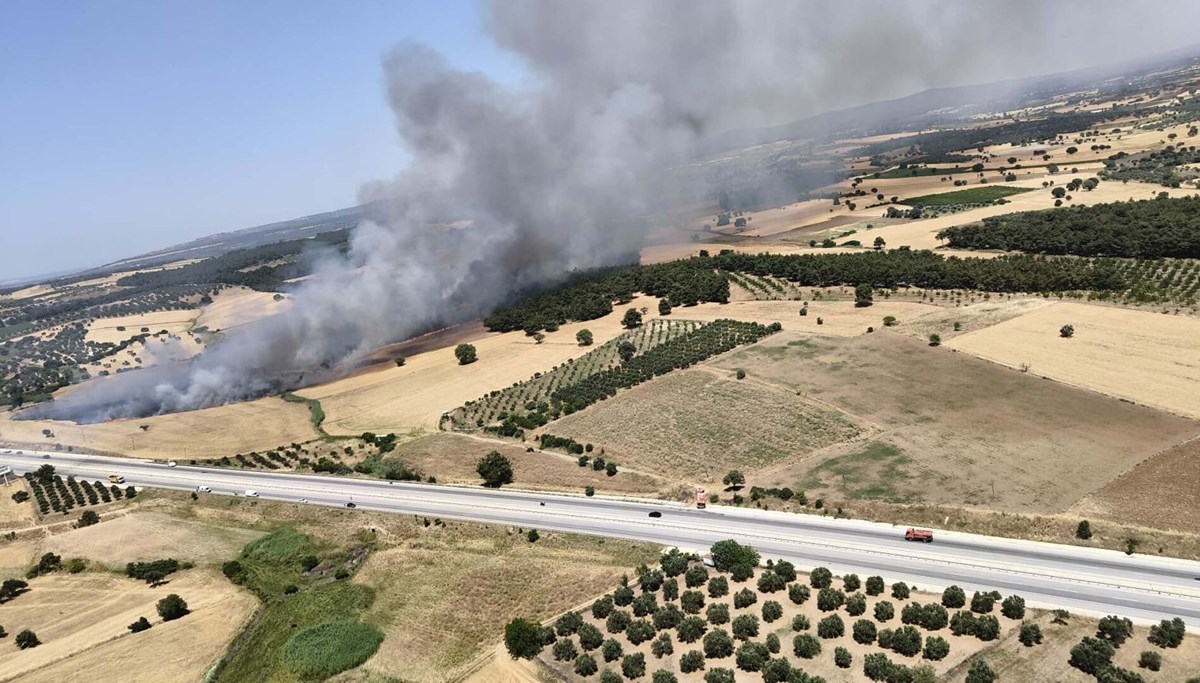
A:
[942, 585, 966, 608]
[1001, 595, 1026, 620]
[676, 616, 708, 644]
[835, 645, 852, 668]
[554, 639, 579, 661]
[633, 593, 658, 617]
[600, 672, 622, 683]
[733, 588, 757, 609]
[735, 641, 769, 672]
[1076, 520, 1093, 540]
[156, 593, 189, 621]
[886, 625, 923, 657]
[556, 611, 584, 636]
[970, 591, 995, 613]
[475, 451, 513, 488]
[757, 571, 786, 593]
[1097, 614, 1134, 646]
[614, 585, 634, 606]
[127, 616, 152, 633]
[788, 583, 810, 605]
[923, 635, 950, 660]
[15, 629, 39, 649]
[708, 576, 729, 598]
[706, 603, 730, 625]
[863, 652, 895, 681]
[627, 619, 656, 645]
[606, 610, 631, 634]
[891, 582, 911, 600]
[762, 600, 782, 623]
[760, 657, 791, 683]
[843, 573, 861, 592]
[681, 590, 705, 614]
[702, 629, 734, 659]
[280, 620, 384, 678]
[504, 618, 543, 658]
[578, 623, 603, 651]
[1148, 617, 1186, 648]
[602, 638, 623, 662]
[662, 577, 679, 601]
[853, 619, 878, 645]
[454, 343, 477, 364]
[574, 653, 598, 676]
[1069, 636, 1115, 675]
[731, 614, 759, 640]
[593, 594, 615, 619]
[1138, 650, 1162, 671]
[652, 669, 678, 683]
[817, 587, 845, 611]
[965, 659, 997, 683]
[874, 600, 895, 622]
[621, 652, 646, 679]
[77, 510, 100, 527]
[650, 632, 674, 659]
[921, 603, 948, 631]
[817, 614, 844, 639]
[704, 668, 736, 683]
[791, 614, 810, 631]
[809, 567, 833, 588]
[901, 602, 924, 625]
[1018, 622, 1043, 647]
[654, 604, 684, 630]
[685, 565, 709, 588]
[765, 632, 780, 654]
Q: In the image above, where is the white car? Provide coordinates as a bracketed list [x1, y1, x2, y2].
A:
[244, 489, 259, 498]
[298, 498, 309, 504]
[166, 461, 177, 468]
[196, 485, 212, 493]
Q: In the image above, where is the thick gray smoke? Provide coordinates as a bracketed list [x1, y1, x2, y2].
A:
[25, 0, 1200, 422]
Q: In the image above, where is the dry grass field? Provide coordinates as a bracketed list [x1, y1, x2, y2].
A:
[946, 301, 1200, 419]
[1075, 437, 1200, 534]
[391, 433, 666, 495]
[84, 309, 198, 344]
[948, 613, 1200, 683]
[0, 395, 319, 459]
[194, 285, 291, 332]
[548, 365, 865, 482]
[666, 299, 944, 338]
[300, 296, 660, 434]
[1, 569, 257, 683]
[0, 478, 36, 529]
[708, 331, 1199, 512]
[41, 509, 265, 566]
[348, 529, 659, 683]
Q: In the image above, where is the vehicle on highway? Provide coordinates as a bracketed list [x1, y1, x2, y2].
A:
[244, 489, 259, 497]
[108, 474, 125, 484]
[196, 485, 211, 492]
[41, 454, 49, 459]
[905, 528, 934, 543]
[345, 502, 357, 509]
[298, 498, 309, 503]
[648, 511, 662, 518]
[166, 461, 177, 468]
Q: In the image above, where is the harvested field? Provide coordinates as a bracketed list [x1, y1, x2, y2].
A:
[894, 297, 1053, 342]
[2, 395, 319, 459]
[84, 309, 197, 344]
[41, 510, 265, 567]
[347, 524, 659, 682]
[300, 296, 661, 434]
[391, 433, 665, 495]
[0, 478, 36, 529]
[947, 612, 1200, 683]
[549, 366, 864, 482]
[194, 285, 291, 332]
[946, 301, 1200, 419]
[666, 299, 944, 337]
[1, 569, 257, 683]
[1076, 437, 1200, 533]
[710, 331, 1199, 512]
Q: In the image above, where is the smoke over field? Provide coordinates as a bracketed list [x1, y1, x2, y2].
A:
[25, 0, 1196, 423]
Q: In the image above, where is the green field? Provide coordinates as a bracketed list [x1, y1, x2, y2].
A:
[798, 441, 924, 503]
[905, 185, 1033, 206]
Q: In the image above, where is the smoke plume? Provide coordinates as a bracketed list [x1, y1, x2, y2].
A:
[25, 0, 1200, 422]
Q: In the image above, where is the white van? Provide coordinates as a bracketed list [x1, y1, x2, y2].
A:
[197, 485, 212, 493]
[244, 489, 259, 497]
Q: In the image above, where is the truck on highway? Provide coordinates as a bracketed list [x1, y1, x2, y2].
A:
[905, 528, 934, 543]
[695, 487, 708, 509]
[108, 474, 125, 484]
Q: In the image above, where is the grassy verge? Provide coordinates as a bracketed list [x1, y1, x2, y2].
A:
[281, 392, 328, 437]
[906, 185, 1033, 206]
[215, 527, 381, 682]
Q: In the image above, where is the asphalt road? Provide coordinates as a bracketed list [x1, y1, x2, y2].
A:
[5, 449, 1200, 627]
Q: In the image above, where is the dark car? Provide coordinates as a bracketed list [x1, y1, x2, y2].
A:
[648, 511, 662, 518]
[345, 502, 357, 509]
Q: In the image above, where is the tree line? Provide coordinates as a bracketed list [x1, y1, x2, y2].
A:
[937, 196, 1200, 258]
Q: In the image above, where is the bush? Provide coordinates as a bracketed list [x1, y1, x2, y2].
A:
[941, 585, 966, 608]
[731, 614, 758, 641]
[77, 510, 100, 527]
[127, 616, 152, 633]
[864, 575, 885, 596]
[891, 582, 910, 600]
[600, 672, 622, 683]
[681, 590, 705, 614]
[788, 583, 810, 605]
[886, 625, 923, 657]
[1069, 636, 1115, 675]
[614, 585, 634, 606]
[1138, 650, 1162, 671]
[817, 614, 844, 639]
[15, 629, 39, 649]
[756, 571, 786, 593]
[809, 567, 832, 588]
[1076, 520, 1093, 540]
[970, 591, 995, 613]
[593, 594, 615, 619]
[280, 620, 384, 679]
[652, 669, 678, 683]
[1097, 614, 1134, 646]
[579, 623, 603, 651]
[791, 614, 810, 631]
[760, 657, 791, 683]
[454, 343, 477, 364]
[874, 600, 895, 622]
[685, 564, 709, 588]
[1148, 617, 1186, 648]
[627, 619, 656, 646]
[621, 652, 645, 679]
[921, 603, 948, 631]
[554, 639, 579, 661]
[733, 588, 757, 609]
[632, 593, 658, 617]
[703, 629, 734, 659]
[853, 619, 877, 645]
[504, 618, 543, 659]
[602, 638, 623, 662]
[556, 611, 583, 636]
[1001, 595, 1026, 620]
[842, 573, 861, 592]
[676, 616, 707, 644]
[156, 593, 189, 621]
[924, 635, 950, 660]
[606, 610, 631, 634]
[863, 652, 894, 681]
[708, 576, 729, 598]
[575, 653, 598, 676]
[762, 600, 783, 623]
[1019, 622, 1043, 647]
[704, 668, 736, 683]
[817, 587, 845, 611]
[651, 632, 674, 659]
[476, 451, 514, 488]
[835, 643, 854, 667]
[965, 659, 997, 683]
[735, 641, 769, 672]
[680, 649, 705, 672]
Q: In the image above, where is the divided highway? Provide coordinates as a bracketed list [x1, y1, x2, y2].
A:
[4, 449, 1200, 627]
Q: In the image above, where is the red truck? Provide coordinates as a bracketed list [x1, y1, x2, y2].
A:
[905, 528, 934, 543]
[695, 487, 708, 509]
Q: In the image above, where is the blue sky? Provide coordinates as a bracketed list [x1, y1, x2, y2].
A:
[0, 0, 522, 281]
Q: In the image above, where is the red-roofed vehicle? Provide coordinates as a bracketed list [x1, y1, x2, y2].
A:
[905, 528, 934, 543]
